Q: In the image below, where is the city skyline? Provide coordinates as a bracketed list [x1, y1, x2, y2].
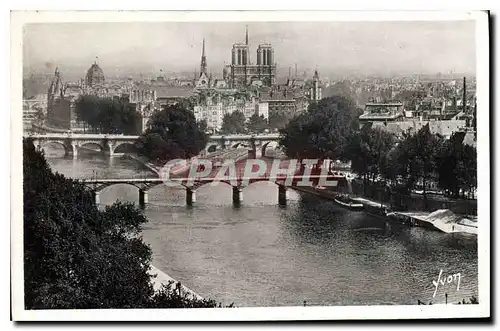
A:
[23, 21, 476, 79]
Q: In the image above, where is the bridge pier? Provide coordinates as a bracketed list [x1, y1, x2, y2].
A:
[247, 149, 256, 159]
[232, 186, 243, 206]
[93, 191, 100, 205]
[186, 188, 196, 206]
[71, 143, 78, 159]
[104, 142, 115, 157]
[278, 186, 288, 207]
[139, 189, 148, 209]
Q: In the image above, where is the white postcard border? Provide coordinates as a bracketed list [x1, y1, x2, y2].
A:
[10, 10, 490, 321]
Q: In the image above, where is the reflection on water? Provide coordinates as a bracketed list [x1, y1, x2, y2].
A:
[43, 147, 478, 307]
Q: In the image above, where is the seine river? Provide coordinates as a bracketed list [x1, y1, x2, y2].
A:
[44, 146, 478, 307]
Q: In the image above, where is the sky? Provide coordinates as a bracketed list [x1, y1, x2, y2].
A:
[23, 21, 476, 78]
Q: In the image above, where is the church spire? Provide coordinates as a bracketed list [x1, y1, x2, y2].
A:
[245, 25, 249, 45]
[200, 38, 207, 76]
[313, 69, 320, 81]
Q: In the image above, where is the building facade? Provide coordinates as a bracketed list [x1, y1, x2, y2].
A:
[226, 28, 276, 88]
[308, 70, 322, 101]
[85, 60, 105, 87]
[359, 102, 405, 124]
[193, 90, 269, 131]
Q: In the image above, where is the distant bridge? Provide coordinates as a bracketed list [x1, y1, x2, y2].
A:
[25, 133, 281, 158]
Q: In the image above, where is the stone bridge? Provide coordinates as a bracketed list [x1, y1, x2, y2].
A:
[81, 157, 338, 208]
[25, 133, 281, 158]
[82, 174, 335, 208]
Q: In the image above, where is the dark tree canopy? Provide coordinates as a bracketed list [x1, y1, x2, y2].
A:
[135, 104, 208, 164]
[268, 111, 289, 130]
[247, 114, 268, 133]
[344, 125, 396, 183]
[75, 95, 141, 134]
[220, 111, 246, 134]
[23, 139, 218, 309]
[437, 132, 477, 198]
[198, 119, 208, 133]
[387, 124, 445, 200]
[279, 96, 361, 161]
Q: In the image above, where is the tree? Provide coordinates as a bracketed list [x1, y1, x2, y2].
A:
[247, 114, 268, 133]
[390, 124, 444, 206]
[75, 95, 141, 134]
[220, 111, 246, 134]
[135, 104, 208, 164]
[23, 138, 217, 309]
[279, 96, 360, 162]
[437, 132, 477, 198]
[268, 111, 289, 130]
[198, 119, 208, 133]
[344, 125, 396, 194]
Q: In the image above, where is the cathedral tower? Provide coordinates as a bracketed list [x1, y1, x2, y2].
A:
[200, 38, 207, 76]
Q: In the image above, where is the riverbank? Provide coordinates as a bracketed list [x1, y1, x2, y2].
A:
[291, 185, 477, 235]
[149, 265, 203, 300]
[124, 154, 161, 175]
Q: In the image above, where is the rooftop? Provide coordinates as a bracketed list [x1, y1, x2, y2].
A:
[365, 102, 404, 107]
[136, 84, 195, 98]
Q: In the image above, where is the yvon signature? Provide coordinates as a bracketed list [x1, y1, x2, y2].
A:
[433, 269, 461, 298]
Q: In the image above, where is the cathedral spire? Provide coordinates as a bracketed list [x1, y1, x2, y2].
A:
[313, 69, 319, 81]
[245, 25, 249, 45]
[200, 38, 207, 75]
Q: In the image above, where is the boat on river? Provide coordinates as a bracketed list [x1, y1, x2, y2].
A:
[333, 194, 364, 210]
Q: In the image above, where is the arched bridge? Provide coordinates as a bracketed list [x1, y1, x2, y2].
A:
[82, 173, 338, 208]
[24, 133, 281, 158]
[25, 133, 140, 158]
[81, 157, 339, 208]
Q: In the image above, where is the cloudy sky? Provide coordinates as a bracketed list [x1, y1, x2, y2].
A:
[23, 21, 476, 77]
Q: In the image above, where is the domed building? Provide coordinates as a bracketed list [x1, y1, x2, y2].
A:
[85, 60, 105, 87]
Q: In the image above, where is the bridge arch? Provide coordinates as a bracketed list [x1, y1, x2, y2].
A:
[113, 142, 137, 154]
[39, 140, 70, 156]
[232, 142, 249, 149]
[206, 144, 219, 154]
[79, 142, 104, 152]
[192, 180, 234, 191]
[86, 182, 142, 192]
[261, 141, 280, 157]
[86, 181, 178, 199]
[244, 177, 280, 187]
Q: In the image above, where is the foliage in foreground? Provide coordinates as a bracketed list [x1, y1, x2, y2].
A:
[23, 139, 218, 309]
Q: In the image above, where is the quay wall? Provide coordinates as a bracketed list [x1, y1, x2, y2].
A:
[149, 265, 203, 300]
[350, 180, 477, 215]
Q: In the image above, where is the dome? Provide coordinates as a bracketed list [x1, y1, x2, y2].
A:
[85, 63, 105, 87]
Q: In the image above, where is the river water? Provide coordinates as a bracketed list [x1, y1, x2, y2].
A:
[45, 146, 478, 307]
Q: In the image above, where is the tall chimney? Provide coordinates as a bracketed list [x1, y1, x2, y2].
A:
[462, 77, 467, 113]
